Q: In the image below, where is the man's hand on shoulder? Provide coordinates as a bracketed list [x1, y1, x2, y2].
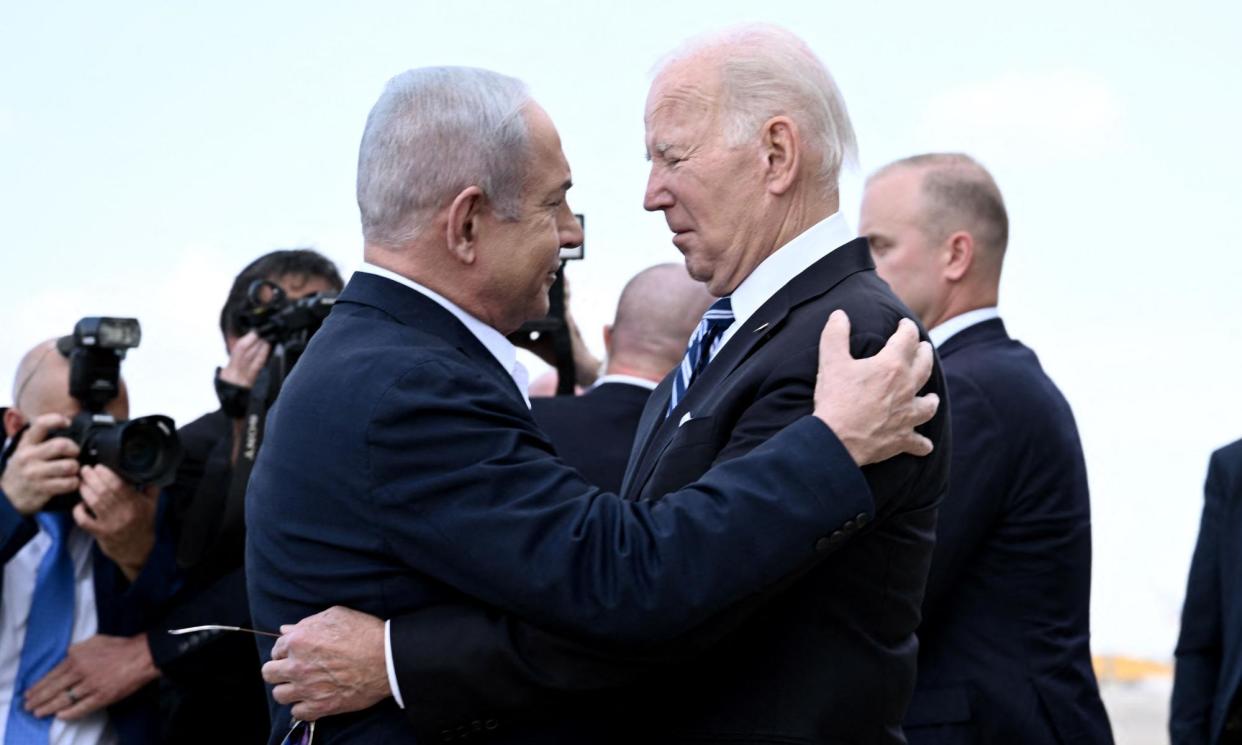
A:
[264, 606, 391, 721]
[813, 311, 939, 466]
[1, 413, 79, 516]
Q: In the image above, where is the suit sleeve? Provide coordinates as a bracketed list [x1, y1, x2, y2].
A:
[388, 337, 906, 736]
[0, 486, 39, 564]
[1170, 450, 1230, 744]
[372, 357, 871, 645]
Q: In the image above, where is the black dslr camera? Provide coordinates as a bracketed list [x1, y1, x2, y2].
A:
[234, 279, 335, 357]
[43, 317, 183, 511]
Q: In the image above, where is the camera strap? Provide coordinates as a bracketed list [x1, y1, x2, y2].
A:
[224, 364, 275, 532]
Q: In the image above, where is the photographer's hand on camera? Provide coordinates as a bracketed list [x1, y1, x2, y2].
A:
[73, 465, 158, 581]
[218, 330, 271, 391]
[1, 413, 81, 515]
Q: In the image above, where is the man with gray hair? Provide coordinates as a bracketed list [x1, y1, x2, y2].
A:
[861, 153, 1113, 743]
[247, 62, 940, 742]
[260, 26, 950, 744]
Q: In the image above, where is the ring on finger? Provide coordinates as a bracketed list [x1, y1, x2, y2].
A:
[65, 687, 79, 705]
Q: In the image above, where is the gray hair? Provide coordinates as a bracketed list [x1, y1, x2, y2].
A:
[873, 153, 1009, 257]
[656, 24, 858, 189]
[356, 66, 532, 247]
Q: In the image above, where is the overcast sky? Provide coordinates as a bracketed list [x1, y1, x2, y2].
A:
[2, 0, 1239, 659]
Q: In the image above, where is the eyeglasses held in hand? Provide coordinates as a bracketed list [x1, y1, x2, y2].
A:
[281, 719, 315, 745]
[167, 624, 281, 638]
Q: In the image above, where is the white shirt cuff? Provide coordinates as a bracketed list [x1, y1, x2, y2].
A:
[385, 619, 405, 709]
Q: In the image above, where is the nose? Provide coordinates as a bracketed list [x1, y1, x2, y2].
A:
[643, 166, 673, 213]
[558, 203, 584, 249]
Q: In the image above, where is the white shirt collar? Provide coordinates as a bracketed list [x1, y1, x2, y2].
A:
[355, 262, 530, 405]
[591, 373, 659, 392]
[928, 307, 1000, 349]
[720, 212, 855, 347]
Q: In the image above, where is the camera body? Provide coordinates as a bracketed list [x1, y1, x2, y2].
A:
[234, 279, 335, 354]
[42, 317, 183, 511]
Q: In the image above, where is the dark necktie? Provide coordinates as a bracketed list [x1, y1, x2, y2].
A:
[667, 296, 734, 416]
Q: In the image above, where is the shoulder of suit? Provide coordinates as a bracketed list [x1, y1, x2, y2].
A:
[1210, 438, 1242, 482]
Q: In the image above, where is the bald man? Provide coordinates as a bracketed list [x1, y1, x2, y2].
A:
[1, 340, 174, 744]
[861, 153, 1113, 743]
[531, 263, 713, 491]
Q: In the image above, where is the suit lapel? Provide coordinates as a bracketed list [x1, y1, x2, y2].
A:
[624, 238, 875, 499]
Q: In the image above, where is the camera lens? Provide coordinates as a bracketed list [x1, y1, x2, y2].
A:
[120, 423, 162, 474]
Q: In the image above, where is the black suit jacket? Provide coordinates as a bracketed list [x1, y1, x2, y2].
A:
[245, 271, 878, 743]
[146, 408, 268, 743]
[389, 238, 951, 744]
[901, 319, 1112, 744]
[530, 381, 652, 493]
[1172, 438, 1242, 744]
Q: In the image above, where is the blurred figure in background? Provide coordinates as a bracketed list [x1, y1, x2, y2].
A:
[148, 249, 342, 743]
[2, 339, 175, 743]
[861, 152, 1112, 743]
[531, 262, 712, 491]
[1172, 438, 1242, 745]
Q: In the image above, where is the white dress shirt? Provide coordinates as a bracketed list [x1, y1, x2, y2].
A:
[354, 264, 532, 710]
[590, 374, 659, 392]
[0, 513, 117, 744]
[717, 212, 856, 351]
[927, 307, 1000, 349]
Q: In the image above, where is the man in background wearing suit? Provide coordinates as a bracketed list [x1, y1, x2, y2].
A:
[2, 340, 177, 743]
[247, 61, 940, 743]
[1172, 439, 1242, 744]
[531, 262, 712, 492]
[860, 152, 1113, 743]
[264, 26, 950, 745]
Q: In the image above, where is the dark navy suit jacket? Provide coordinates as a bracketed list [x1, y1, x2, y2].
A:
[0, 451, 179, 744]
[903, 318, 1112, 745]
[1172, 438, 1242, 744]
[529, 381, 652, 493]
[244, 271, 876, 744]
[386, 239, 951, 744]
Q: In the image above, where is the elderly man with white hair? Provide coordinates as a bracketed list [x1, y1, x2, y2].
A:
[247, 44, 943, 744]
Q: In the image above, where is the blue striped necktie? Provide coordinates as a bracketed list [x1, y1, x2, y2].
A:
[667, 296, 734, 417]
[5, 512, 76, 744]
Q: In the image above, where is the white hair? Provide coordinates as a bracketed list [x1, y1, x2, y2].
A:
[356, 66, 532, 247]
[655, 24, 858, 188]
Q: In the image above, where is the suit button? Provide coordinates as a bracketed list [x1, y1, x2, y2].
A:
[485, 719, 499, 730]
[843, 520, 856, 532]
[855, 512, 869, 527]
[441, 730, 454, 742]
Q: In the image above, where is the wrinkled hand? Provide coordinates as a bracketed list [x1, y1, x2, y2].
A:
[25, 634, 158, 720]
[218, 330, 271, 389]
[1, 413, 80, 516]
[813, 311, 939, 466]
[263, 606, 390, 722]
[73, 465, 157, 581]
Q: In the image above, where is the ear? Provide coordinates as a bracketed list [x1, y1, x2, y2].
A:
[761, 116, 801, 196]
[602, 324, 614, 356]
[943, 231, 975, 282]
[444, 186, 488, 266]
[3, 407, 25, 439]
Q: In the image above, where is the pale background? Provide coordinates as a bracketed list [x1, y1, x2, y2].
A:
[2, 0, 1239, 706]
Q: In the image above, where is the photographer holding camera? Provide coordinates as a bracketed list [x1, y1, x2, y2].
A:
[144, 249, 341, 743]
[2, 328, 180, 744]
